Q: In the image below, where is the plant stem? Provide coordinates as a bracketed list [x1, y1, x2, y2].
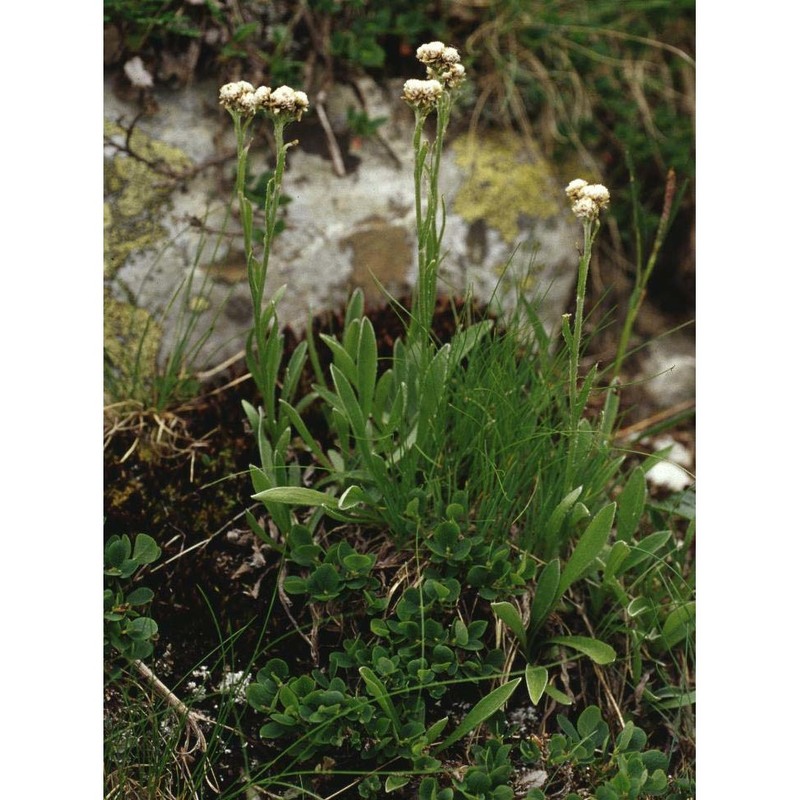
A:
[569, 219, 596, 430]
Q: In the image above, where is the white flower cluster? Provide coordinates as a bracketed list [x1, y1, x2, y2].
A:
[415, 40, 466, 89]
[219, 81, 309, 121]
[402, 40, 466, 111]
[401, 78, 444, 111]
[565, 178, 611, 221]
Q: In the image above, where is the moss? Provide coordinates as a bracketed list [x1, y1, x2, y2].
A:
[104, 119, 193, 279]
[452, 131, 561, 243]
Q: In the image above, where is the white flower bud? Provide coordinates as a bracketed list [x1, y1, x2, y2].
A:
[581, 183, 610, 208]
[565, 179, 588, 202]
[571, 196, 600, 221]
[441, 46, 461, 64]
[219, 80, 257, 114]
[253, 85, 271, 106]
[416, 41, 446, 64]
[434, 62, 466, 89]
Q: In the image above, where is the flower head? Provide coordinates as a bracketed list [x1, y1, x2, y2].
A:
[415, 41, 466, 89]
[429, 61, 466, 89]
[219, 80, 257, 115]
[416, 41, 446, 64]
[581, 183, 610, 209]
[565, 178, 588, 202]
[571, 196, 600, 221]
[565, 179, 610, 221]
[264, 85, 309, 121]
[402, 78, 443, 111]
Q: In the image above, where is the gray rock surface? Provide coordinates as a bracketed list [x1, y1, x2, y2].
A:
[105, 76, 585, 374]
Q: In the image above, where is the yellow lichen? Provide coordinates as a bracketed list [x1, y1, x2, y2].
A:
[452, 131, 561, 243]
[103, 119, 193, 279]
[104, 292, 163, 404]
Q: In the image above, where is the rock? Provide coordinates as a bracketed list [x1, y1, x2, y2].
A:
[104, 76, 585, 374]
[640, 333, 696, 409]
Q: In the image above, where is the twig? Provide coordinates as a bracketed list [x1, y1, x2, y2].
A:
[134, 659, 213, 755]
[315, 90, 347, 177]
[614, 398, 695, 442]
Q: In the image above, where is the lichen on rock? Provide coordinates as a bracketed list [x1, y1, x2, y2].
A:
[452, 131, 561, 243]
[104, 291, 163, 404]
[104, 119, 193, 280]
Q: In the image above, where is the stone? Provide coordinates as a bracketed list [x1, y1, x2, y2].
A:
[104, 76, 584, 374]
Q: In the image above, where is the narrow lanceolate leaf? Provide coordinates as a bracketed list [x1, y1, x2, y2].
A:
[252, 486, 338, 508]
[278, 399, 332, 469]
[558, 502, 616, 596]
[547, 635, 617, 665]
[356, 318, 378, 418]
[616, 467, 646, 543]
[331, 364, 367, 439]
[525, 665, 549, 705]
[359, 666, 401, 735]
[434, 678, 521, 753]
[603, 540, 630, 583]
[543, 486, 583, 543]
[529, 559, 561, 636]
[491, 602, 527, 650]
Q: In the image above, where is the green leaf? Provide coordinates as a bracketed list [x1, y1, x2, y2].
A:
[359, 666, 401, 735]
[105, 535, 131, 568]
[356, 318, 378, 418]
[338, 484, 370, 510]
[425, 716, 449, 743]
[385, 775, 410, 793]
[617, 467, 646, 543]
[529, 559, 561, 636]
[125, 587, 154, 606]
[603, 540, 630, 582]
[434, 678, 521, 752]
[543, 486, 583, 546]
[283, 576, 308, 594]
[543, 684, 573, 705]
[124, 616, 158, 640]
[618, 530, 672, 574]
[491, 601, 527, 649]
[558, 503, 616, 596]
[253, 486, 337, 508]
[307, 564, 341, 600]
[548, 635, 616, 665]
[320, 333, 358, 386]
[657, 601, 695, 650]
[525, 665, 548, 705]
[278, 399, 331, 468]
[132, 534, 160, 565]
[626, 596, 651, 618]
[331, 363, 368, 440]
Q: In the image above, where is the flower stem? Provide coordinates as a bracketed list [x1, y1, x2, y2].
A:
[569, 219, 596, 429]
